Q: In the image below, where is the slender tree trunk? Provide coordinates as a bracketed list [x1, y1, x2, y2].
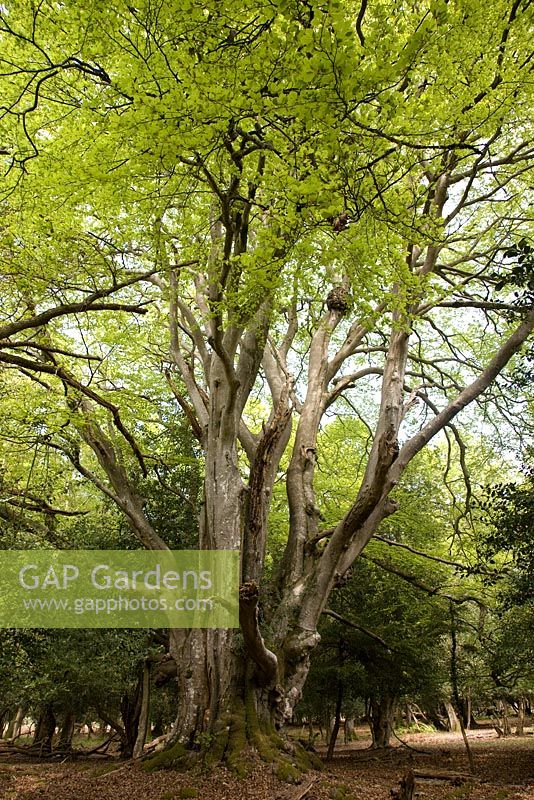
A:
[450, 607, 475, 774]
[121, 675, 144, 758]
[464, 692, 472, 730]
[515, 697, 526, 736]
[496, 700, 511, 736]
[444, 700, 460, 732]
[4, 710, 17, 740]
[326, 680, 343, 760]
[324, 712, 332, 745]
[12, 706, 26, 740]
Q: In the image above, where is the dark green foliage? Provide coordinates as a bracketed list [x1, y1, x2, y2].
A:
[481, 467, 534, 605]
[0, 627, 148, 727]
[300, 555, 450, 738]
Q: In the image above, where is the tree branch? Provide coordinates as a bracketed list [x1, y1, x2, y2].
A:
[323, 608, 391, 650]
[239, 582, 278, 687]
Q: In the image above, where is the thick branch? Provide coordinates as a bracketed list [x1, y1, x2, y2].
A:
[394, 308, 534, 473]
[0, 352, 147, 475]
[0, 263, 178, 340]
[239, 582, 278, 687]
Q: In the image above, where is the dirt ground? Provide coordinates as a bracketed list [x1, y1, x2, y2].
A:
[0, 727, 533, 800]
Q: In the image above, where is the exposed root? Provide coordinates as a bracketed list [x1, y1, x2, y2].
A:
[141, 741, 193, 772]
[141, 685, 322, 781]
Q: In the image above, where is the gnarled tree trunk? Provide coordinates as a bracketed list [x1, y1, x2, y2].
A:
[369, 693, 396, 748]
[33, 705, 56, 754]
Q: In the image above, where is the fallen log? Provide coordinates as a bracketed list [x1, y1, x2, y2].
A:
[281, 776, 318, 800]
[413, 769, 476, 783]
[141, 732, 169, 753]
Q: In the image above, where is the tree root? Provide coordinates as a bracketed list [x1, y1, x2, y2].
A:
[141, 741, 192, 772]
[142, 688, 323, 781]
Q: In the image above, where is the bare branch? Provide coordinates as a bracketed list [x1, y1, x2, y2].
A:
[394, 307, 534, 474]
[0, 352, 148, 475]
[362, 554, 485, 607]
[323, 608, 392, 650]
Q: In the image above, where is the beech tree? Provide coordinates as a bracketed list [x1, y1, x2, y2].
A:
[1, 0, 533, 764]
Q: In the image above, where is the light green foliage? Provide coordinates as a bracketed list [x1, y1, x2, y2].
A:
[0, 0, 532, 756]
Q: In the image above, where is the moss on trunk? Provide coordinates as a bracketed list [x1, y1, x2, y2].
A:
[141, 741, 190, 772]
[143, 680, 322, 781]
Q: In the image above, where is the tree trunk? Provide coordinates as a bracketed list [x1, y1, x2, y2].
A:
[12, 706, 26, 740]
[0, 710, 8, 738]
[4, 710, 17, 740]
[33, 705, 56, 753]
[464, 692, 472, 730]
[59, 709, 75, 750]
[369, 693, 396, 748]
[121, 676, 143, 758]
[4, 707, 26, 740]
[344, 717, 355, 745]
[515, 696, 526, 736]
[161, 384, 299, 761]
[133, 661, 151, 758]
[326, 680, 343, 760]
[444, 700, 460, 732]
[494, 700, 511, 737]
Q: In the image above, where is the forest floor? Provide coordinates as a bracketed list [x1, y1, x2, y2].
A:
[0, 726, 533, 800]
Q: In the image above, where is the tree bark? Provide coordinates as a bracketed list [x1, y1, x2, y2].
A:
[326, 680, 343, 760]
[4, 710, 17, 740]
[33, 705, 56, 754]
[12, 706, 26, 740]
[369, 693, 396, 748]
[515, 696, 526, 736]
[121, 676, 143, 758]
[133, 661, 151, 758]
[444, 701, 460, 732]
[59, 709, 75, 750]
